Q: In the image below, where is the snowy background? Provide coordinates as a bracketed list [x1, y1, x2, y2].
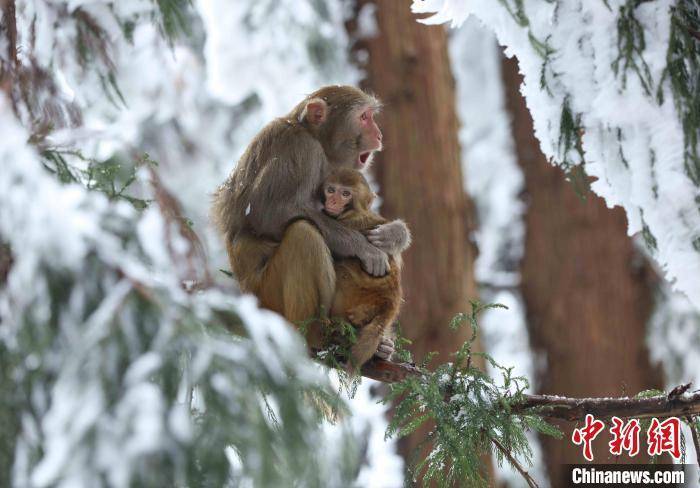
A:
[1, 0, 403, 486]
[2, 0, 699, 486]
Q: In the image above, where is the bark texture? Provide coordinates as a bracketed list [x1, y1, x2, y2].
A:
[501, 55, 664, 484]
[346, 0, 482, 479]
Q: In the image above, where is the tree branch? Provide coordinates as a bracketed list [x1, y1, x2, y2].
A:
[360, 358, 700, 422]
[489, 434, 539, 488]
[0, 0, 19, 111]
[0, 0, 18, 68]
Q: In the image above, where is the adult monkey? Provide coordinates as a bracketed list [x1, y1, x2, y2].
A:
[212, 85, 410, 349]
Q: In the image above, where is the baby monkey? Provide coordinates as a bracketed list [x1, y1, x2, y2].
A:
[322, 168, 408, 371]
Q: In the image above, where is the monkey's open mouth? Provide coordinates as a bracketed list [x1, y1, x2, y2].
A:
[358, 152, 371, 166]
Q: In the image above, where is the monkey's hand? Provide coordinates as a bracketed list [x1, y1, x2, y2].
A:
[367, 219, 411, 255]
[374, 336, 394, 361]
[358, 244, 389, 277]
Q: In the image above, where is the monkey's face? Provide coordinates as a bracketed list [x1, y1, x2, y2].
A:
[326, 105, 382, 171]
[323, 105, 383, 170]
[296, 86, 383, 170]
[352, 106, 383, 170]
[324, 184, 353, 216]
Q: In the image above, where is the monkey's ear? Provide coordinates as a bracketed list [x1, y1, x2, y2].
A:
[300, 98, 327, 125]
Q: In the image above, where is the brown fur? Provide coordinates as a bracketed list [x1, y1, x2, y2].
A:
[211, 86, 391, 349]
[324, 169, 404, 370]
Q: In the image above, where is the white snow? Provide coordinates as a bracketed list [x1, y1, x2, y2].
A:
[479, 293, 548, 486]
[327, 376, 404, 488]
[449, 16, 547, 486]
[198, 0, 359, 116]
[449, 16, 524, 288]
[1, 1, 402, 486]
[415, 0, 700, 311]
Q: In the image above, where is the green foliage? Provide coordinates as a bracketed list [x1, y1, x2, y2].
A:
[502, 0, 700, 205]
[41, 149, 81, 184]
[558, 98, 583, 165]
[616, 125, 630, 170]
[3, 252, 359, 486]
[634, 388, 665, 398]
[611, 0, 700, 190]
[649, 148, 659, 198]
[528, 32, 556, 95]
[308, 317, 416, 399]
[384, 302, 561, 488]
[304, 316, 362, 399]
[154, 0, 194, 42]
[393, 324, 414, 364]
[659, 0, 700, 186]
[40, 149, 153, 209]
[0, 342, 18, 488]
[4, 1, 368, 486]
[634, 390, 700, 467]
[693, 236, 700, 253]
[557, 98, 590, 196]
[612, 0, 655, 97]
[218, 268, 235, 278]
[73, 8, 127, 109]
[499, 0, 558, 95]
[640, 210, 659, 251]
[498, 0, 529, 28]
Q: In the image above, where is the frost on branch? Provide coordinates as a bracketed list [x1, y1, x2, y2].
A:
[414, 0, 700, 309]
[0, 0, 402, 484]
[364, 303, 700, 487]
[381, 303, 561, 488]
[198, 0, 359, 117]
[0, 93, 363, 486]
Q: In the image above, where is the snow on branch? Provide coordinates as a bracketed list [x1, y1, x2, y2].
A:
[0, 91, 360, 486]
[361, 358, 700, 421]
[413, 0, 700, 309]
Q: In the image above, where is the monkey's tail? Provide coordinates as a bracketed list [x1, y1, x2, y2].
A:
[210, 175, 248, 241]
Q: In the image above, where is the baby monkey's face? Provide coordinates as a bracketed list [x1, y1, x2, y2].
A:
[324, 183, 353, 216]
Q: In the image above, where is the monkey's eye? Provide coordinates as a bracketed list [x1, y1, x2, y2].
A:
[360, 112, 368, 121]
[327, 186, 335, 194]
[342, 190, 351, 198]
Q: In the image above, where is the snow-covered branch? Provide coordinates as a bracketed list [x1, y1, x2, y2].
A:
[361, 357, 700, 421]
[414, 0, 700, 310]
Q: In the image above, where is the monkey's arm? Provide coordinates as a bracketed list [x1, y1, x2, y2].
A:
[246, 147, 389, 276]
[338, 210, 387, 232]
[303, 208, 389, 276]
[367, 219, 412, 255]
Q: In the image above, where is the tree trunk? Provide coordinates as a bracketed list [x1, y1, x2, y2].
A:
[347, 1, 484, 481]
[501, 55, 664, 485]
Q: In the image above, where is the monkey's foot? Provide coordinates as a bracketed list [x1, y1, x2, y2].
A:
[373, 336, 394, 361]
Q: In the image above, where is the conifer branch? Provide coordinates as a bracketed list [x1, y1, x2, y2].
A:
[360, 358, 700, 422]
[0, 0, 17, 68]
[488, 434, 539, 488]
[0, 0, 18, 103]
